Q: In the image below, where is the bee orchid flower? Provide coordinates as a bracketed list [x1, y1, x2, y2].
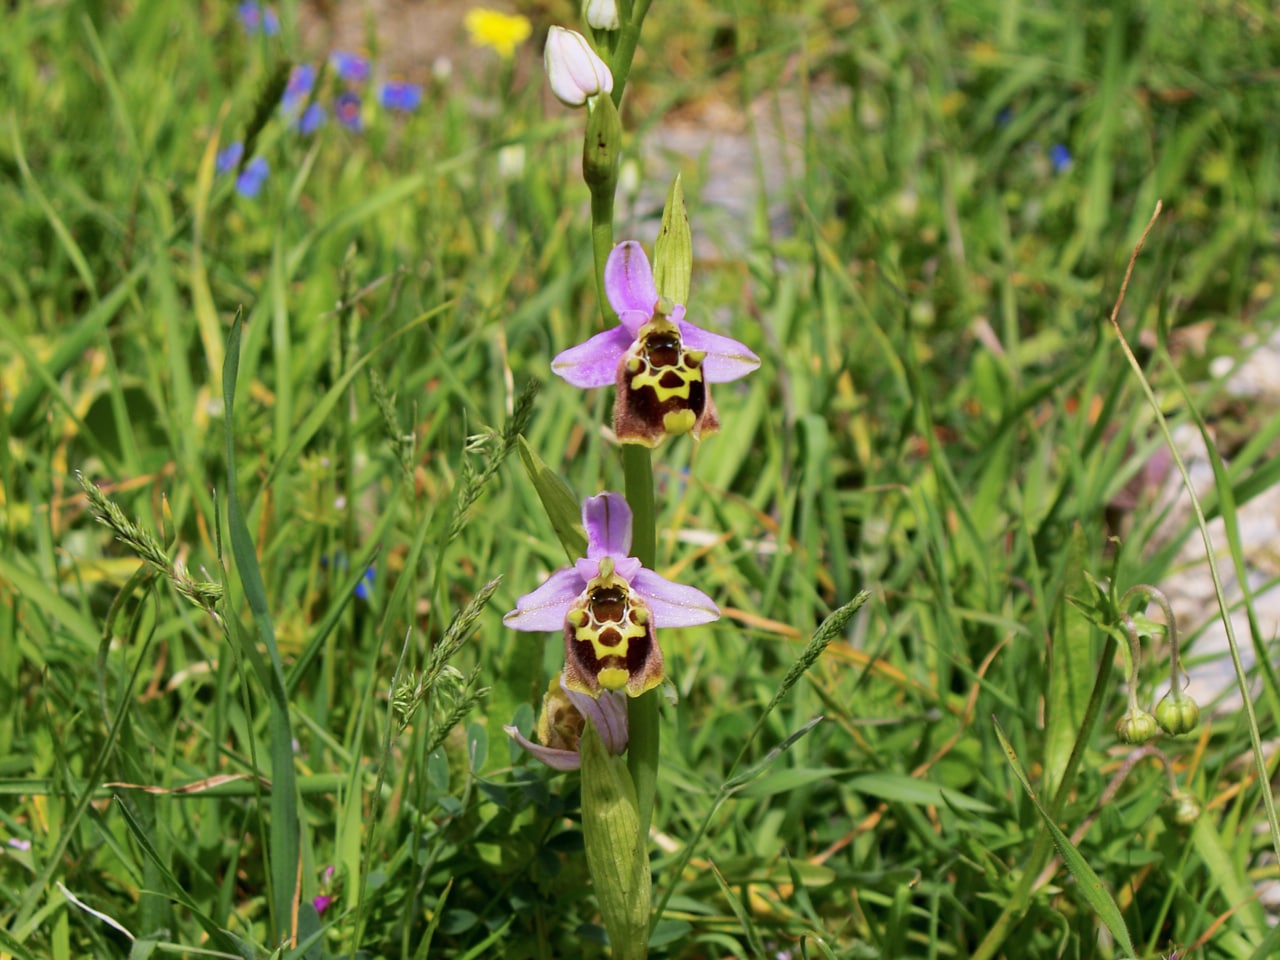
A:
[552, 241, 760, 446]
[504, 492, 719, 696]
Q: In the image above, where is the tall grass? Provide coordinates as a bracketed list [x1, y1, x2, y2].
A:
[2, 1, 1279, 957]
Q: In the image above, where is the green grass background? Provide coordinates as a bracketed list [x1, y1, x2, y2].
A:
[3, 0, 1280, 957]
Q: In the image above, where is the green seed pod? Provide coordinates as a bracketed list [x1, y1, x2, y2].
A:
[580, 723, 650, 960]
[1155, 690, 1200, 737]
[1166, 789, 1201, 827]
[1116, 707, 1159, 745]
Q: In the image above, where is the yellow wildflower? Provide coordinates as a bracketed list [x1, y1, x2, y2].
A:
[464, 8, 532, 61]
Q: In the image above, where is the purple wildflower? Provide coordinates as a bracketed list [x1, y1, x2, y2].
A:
[312, 893, 333, 915]
[354, 566, 375, 600]
[235, 157, 270, 198]
[1049, 143, 1072, 173]
[237, 2, 280, 36]
[296, 102, 327, 135]
[379, 81, 422, 112]
[506, 674, 628, 771]
[281, 63, 316, 115]
[335, 91, 363, 132]
[330, 50, 371, 85]
[505, 492, 718, 697]
[552, 241, 760, 445]
[216, 141, 245, 175]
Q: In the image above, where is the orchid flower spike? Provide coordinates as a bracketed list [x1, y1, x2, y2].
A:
[504, 492, 719, 696]
[505, 673, 628, 770]
[552, 241, 761, 446]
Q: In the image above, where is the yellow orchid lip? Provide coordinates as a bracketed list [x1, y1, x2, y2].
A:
[548, 241, 760, 449]
[503, 493, 721, 697]
[562, 564, 661, 698]
[613, 317, 719, 446]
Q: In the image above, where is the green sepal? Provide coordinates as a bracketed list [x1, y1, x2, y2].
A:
[653, 174, 691, 305]
[581, 723, 651, 960]
[517, 436, 587, 563]
[583, 91, 622, 192]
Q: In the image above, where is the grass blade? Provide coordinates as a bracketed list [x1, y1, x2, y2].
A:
[222, 312, 304, 951]
[993, 717, 1136, 958]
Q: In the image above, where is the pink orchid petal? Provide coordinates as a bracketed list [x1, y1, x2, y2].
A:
[504, 725, 582, 771]
[617, 309, 649, 337]
[678, 320, 761, 383]
[583, 492, 633, 559]
[564, 684, 628, 754]
[630, 568, 720, 627]
[551, 326, 634, 388]
[574, 555, 641, 584]
[605, 241, 659, 316]
[503, 567, 586, 632]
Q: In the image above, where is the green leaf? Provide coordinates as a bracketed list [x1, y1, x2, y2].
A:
[845, 773, 997, 814]
[1044, 525, 1095, 795]
[737, 766, 849, 799]
[580, 725, 650, 960]
[993, 717, 1136, 956]
[222, 313, 306, 953]
[653, 174, 691, 305]
[517, 435, 586, 562]
[115, 800, 255, 959]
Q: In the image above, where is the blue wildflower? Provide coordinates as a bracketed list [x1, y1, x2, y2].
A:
[237, 2, 280, 36]
[1049, 143, 1072, 173]
[235, 157, 270, 198]
[380, 81, 422, 112]
[354, 567, 375, 601]
[281, 63, 316, 115]
[216, 141, 245, 175]
[331, 50, 371, 85]
[334, 91, 363, 132]
[296, 102, 327, 135]
[995, 106, 1013, 127]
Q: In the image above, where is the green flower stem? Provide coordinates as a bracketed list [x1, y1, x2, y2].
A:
[610, 0, 653, 110]
[590, 184, 616, 326]
[623, 443, 658, 836]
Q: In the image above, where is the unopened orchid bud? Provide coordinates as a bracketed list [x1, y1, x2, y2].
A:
[1155, 690, 1200, 737]
[584, 0, 620, 31]
[544, 26, 613, 108]
[1116, 707, 1159, 745]
[1166, 789, 1201, 827]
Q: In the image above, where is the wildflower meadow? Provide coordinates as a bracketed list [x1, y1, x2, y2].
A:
[4, 1, 1280, 958]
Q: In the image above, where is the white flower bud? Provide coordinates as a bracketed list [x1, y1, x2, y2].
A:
[583, 0, 620, 31]
[544, 25, 613, 107]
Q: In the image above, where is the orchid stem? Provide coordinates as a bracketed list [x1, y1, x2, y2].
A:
[590, 186, 615, 326]
[623, 443, 658, 836]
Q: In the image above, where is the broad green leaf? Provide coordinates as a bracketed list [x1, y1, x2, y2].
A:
[1044, 524, 1095, 795]
[653, 174, 691, 305]
[517, 435, 586, 562]
[846, 773, 997, 814]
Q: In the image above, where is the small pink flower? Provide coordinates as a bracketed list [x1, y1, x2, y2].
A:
[505, 493, 718, 696]
[552, 242, 760, 445]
